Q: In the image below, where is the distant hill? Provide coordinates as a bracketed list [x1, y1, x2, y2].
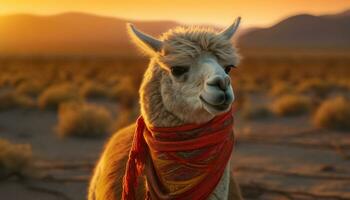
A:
[238, 9, 350, 51]
[1, 10, 349, 56]
[0, 12, 179, 56]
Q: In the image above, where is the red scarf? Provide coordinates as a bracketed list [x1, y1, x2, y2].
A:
[122, 109, 235, 200]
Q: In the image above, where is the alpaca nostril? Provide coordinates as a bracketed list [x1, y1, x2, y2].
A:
[218, 79, 226, 90]
[225, 76, 231, 87]
[207, 75, 228, 91]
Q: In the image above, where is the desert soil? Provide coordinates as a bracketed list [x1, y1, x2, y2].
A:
[0, 109, 349, 200]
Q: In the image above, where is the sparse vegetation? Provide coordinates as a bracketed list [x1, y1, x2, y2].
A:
[15, 81, 46, 97]
[0, 138, 33, 178]
[57, 102, 113, 137]
[240, 79, 266, 93]
[0, 53, 349, 200]
[112, 106, 139, 132]
[0, 56, 349, 127]
[38, 84, 81, 110]
[109, 77, 137, 107]
[0, 91, 36, 111]
[269, 82, 293, 97]
[296, 79, 333, 97]
[79, 81, 109, 99]
[313, 96, 350, 131]
[242, 103, 272, 120]
[271, 94, 312, 116]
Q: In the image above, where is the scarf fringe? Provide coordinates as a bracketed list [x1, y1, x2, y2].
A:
[122, 117, 146, 200]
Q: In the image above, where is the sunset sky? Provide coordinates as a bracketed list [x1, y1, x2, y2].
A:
[0, 0, 349, 27]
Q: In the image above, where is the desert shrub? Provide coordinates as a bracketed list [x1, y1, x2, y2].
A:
[16, 81, 46, 97]
[232, 89, 246, 109]
[0, 76, 9, 89]
[0, 91, 36, 111]
[11, 94, 36, 109]
[343, 80, 350, 91]
[334, 79, 350, 93]
[297, 79, 334, 97]
[2, 75, 27, 87]
[271, 94, 312, 116]
[0, 139, 33, 178]
[242, 104, 272, 120]
[73, 74, 88, 87]
[112, 106, 140, 131]
[79, 81, 109, 99]
[112, 108, 133, 131]
[57, 102, 113, 137]
[313, 96, 350, 131]
[38, 84, 81, 110]
[241, 79, 266, 93]
[109, 78, 137, 107]
[269, 82, 293, 97]
[105, 75, 121, 86]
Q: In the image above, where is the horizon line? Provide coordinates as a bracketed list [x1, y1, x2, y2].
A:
[0, 8, 348, 29]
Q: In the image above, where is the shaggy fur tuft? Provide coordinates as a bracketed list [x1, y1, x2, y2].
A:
[160, 26, 239, 66]
[89, 22, 243, 200]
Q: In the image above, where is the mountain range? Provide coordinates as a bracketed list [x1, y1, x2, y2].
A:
[0, 12, 179, 56]
[0, 10, 349, 56]
[238, 9, 350, 51]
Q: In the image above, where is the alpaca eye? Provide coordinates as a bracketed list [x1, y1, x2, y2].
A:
[171, 66, 189, 76]
[224, 65, 236, 74]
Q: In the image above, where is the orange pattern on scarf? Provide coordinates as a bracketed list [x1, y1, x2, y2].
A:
[122, 109, 235, 200]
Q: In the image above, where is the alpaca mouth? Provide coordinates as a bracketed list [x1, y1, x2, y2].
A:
[200, 95, 230, 111]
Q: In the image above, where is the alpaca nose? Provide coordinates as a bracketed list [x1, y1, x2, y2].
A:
[206, 75, 230, 91]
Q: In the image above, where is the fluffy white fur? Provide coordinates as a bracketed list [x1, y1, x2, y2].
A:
[88, 18, 243, 200]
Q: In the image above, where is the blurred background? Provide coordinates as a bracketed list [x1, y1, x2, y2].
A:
[0, 0, 349, 199]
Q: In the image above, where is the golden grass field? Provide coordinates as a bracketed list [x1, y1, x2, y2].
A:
[0, 54, 349, 199]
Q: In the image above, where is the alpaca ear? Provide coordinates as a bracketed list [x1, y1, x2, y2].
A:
[219, 17, 241, 40]
[127, 23, 163, 55]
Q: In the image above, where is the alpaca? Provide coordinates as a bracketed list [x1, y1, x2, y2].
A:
[88, 17, 243, 200]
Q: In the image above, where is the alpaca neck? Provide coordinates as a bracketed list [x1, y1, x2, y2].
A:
[138, 60, 232, 200]
[139, 59, 185, 127]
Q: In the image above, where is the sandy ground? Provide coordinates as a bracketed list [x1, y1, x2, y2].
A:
[0, 108, 349, 200]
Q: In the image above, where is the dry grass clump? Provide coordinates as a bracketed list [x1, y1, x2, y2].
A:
[105, 75, 121, 86]
[0, 139, 33, 178]
[109, 78, 137, 107]
[241, 79, 266, 94]
[112, 106, 140, 132]
[0, 75, 26, 88]
[15, 81, 46, 97]
[297, 79, 333, 97]
[57, 103, 113, 137]
[271, 94, 312, 116]
[241, 99, 273, 120]
[241, 102, 272, 120]
[269, 82, 293, 97]
[38, 84, 81, 110]
[337, 79, 349, 88]
[313, 96, 350, 131]
[0, 76, 10, 89]
[0, 91, 36, 111]
[79, 81, 109, 99]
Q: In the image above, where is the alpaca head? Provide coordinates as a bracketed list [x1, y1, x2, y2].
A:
[128, 18, 241, 124]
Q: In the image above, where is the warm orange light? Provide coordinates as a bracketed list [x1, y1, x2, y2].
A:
[0, 0, 349, 27]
